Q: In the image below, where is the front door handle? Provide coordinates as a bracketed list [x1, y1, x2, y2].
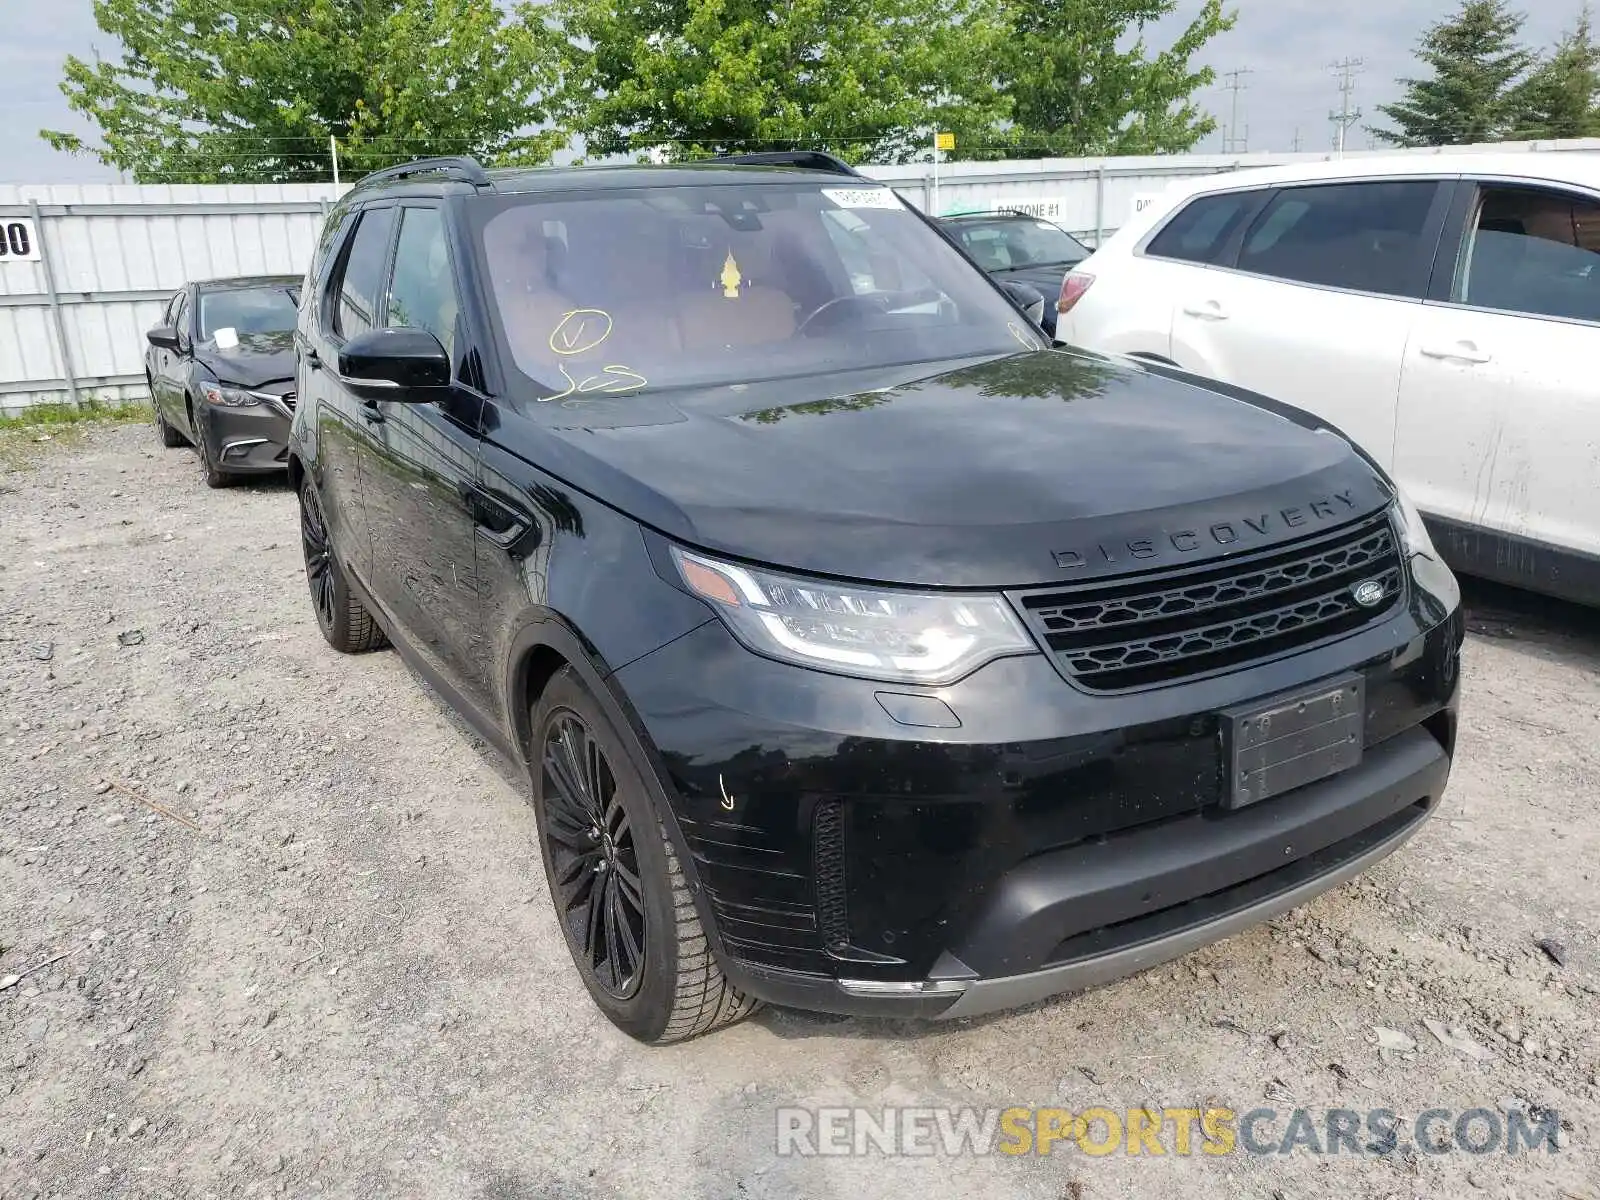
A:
[1419, 341, 1491, 365]
[1181, 300, 1229, 321]
[464, 483, 541, 559]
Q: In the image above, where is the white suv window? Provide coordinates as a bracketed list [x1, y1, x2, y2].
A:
[1145, 192, 1258, 265]
[1234, 181, 1440, 299]
[1457, 186, 1600, 323]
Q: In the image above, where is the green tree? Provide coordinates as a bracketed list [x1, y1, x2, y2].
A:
[986, 0, 1236, 159]
[1511, 7, 1600, 138]
[555, 0, 1009, 164]
[41, 0, 565, 183]
[1373, 0, 1536, 146]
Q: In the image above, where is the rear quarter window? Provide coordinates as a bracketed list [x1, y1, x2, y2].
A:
[1145, 191, 1260, 265]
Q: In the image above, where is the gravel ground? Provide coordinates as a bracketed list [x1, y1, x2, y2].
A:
[2, 421, 1598, 1200]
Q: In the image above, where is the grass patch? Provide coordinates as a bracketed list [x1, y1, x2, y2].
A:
[0, 397, 152, 430]
[0, 397, 154, 473]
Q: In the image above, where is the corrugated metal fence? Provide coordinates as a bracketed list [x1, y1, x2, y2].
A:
[4, 139, 1597, 414]
[0, 183, 341, 414]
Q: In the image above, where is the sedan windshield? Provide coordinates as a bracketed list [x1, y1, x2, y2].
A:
[945, 218, 1090, 271]
[475, 181, 1037, 400]
[198, 286, 299, 340]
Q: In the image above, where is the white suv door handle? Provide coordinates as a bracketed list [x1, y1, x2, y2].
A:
[1419, 341, 1492, 365]
[1181, 300, 1229, 321]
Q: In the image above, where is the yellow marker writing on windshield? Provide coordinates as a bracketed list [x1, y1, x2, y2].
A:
[549, 308, 613, 356]
[539, 308, 648, 403]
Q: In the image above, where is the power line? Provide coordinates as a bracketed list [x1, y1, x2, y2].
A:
[1221, 68, 1253, 154]
[1328, 57, 1365, 156]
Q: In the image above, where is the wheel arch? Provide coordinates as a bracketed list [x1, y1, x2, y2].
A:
[506, 610, 734, 973]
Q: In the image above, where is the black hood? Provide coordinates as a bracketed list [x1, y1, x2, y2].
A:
[195, 330, 296, 391]
[489, 349, 1394, 589]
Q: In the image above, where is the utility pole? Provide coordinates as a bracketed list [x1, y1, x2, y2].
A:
[1290, 127, 1304, 153]
[1328, 57, 1365, 156]
[1221, 68, 1253, 155]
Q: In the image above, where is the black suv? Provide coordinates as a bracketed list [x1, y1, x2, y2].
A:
[288, 154, 1463, 1044]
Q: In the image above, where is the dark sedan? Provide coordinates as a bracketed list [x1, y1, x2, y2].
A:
[938, 211, 1091, 336]
[145, 276, 300, 487]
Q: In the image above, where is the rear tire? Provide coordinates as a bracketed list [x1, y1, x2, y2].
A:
[531, 668, 760, 1044]
[298, 475, 387, 653]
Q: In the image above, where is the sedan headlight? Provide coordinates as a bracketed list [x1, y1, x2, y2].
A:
[672, 547, 1035, 683]
[200, 382, 268, 408]
[1391, 485, 1438, 560]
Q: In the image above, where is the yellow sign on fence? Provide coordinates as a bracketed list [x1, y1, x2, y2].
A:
[935, 132, 955, 152]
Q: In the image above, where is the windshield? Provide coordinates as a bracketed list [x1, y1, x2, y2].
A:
[198, 285, 299, 340]
[945, 218, 1089, 270]
[475, 182, 1037, 400]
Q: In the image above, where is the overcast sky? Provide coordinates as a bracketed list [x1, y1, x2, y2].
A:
[1, 0, 1581, 182]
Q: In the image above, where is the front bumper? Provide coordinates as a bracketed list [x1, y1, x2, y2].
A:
[200, 398, 292, 473]
[613, 564, 1462, 1019]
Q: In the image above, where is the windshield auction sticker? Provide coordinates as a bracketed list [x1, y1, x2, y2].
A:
[822, 187, 903, 210]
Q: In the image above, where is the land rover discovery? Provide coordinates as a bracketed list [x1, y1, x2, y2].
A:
[287, 153, 1463, 1044]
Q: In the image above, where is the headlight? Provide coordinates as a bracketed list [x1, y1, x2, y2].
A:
[199, 383, 267, 408]
[672, 547, 1035, 684]
[1391, 485, 1438, 560]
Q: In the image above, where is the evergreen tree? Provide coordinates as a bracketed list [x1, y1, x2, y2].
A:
[1512, 7, 1600, 138]
[1374, 0, 1536, 146]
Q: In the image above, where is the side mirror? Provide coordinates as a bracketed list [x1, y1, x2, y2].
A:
[335, 328, 451, 400]
[147, 325, 179, 350]
[1000, 281, 1047, 328]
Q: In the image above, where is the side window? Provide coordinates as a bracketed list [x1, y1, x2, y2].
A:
[162, 291, 182, 325]
[303, 209, 349, 313]
[331, 207, 397, 339]
[1234, 181, 1440, 298]
[1455, 186, 1600, 323]
[1145, 192, 1258, 265]
[385, 207, 460, 357]
[172, 292, 189, 337]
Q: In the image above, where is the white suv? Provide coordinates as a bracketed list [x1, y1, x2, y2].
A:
[1057, 153, 1600, 606]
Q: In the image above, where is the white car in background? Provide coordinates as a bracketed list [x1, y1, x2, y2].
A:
[1057, 153, 1600, 605]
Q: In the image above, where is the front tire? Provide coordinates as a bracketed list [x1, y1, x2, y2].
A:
[190, 402, 231, 489]
[152, 384, 185, 448]
[298, 476, 387, 653]
[531, 668, 759, 1044]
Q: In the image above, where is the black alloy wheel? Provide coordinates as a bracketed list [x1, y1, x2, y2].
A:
[300, 481, 337, 631]
[297, 476, 387, 653]
[541, 712, 646, 1000]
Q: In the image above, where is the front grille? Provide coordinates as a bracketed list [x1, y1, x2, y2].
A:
[1016, 512, 1403, 692]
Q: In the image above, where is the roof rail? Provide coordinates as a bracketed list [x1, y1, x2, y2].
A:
[712, 151, 863, 178]
[351, 155, 492, 192]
